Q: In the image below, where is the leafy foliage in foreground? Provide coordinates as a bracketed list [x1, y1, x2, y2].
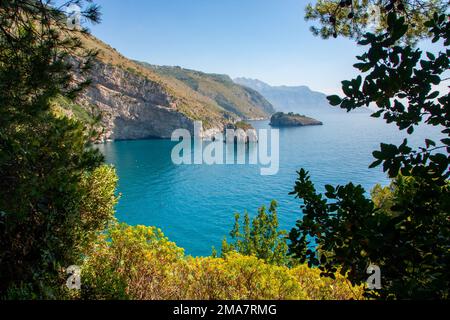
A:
[305, 0, 448, 41]
[289, 171, 449, 299]
[328, 13, 449, 184]
[0, 0, 116, 299]
[81, 224, 364, 300]
[289, 12, 449, 299]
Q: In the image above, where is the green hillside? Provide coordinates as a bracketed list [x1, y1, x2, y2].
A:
[137, 63, 275, 119]
[74, 33, 275, 133]
[78, 33, 229, 129]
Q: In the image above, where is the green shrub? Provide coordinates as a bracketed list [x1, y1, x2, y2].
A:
[221, 201, 290, 267]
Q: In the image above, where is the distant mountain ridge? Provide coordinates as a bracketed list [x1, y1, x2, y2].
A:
[233, 78, 337, 115]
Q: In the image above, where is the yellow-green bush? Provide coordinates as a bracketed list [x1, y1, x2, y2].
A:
[78, 165, 119, 247]
[179, 254, 308, 300]
[81, 224, 364, 300]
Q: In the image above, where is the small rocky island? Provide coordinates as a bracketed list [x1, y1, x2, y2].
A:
[269, 112, 323, 127]
[223, 121, 258, 143]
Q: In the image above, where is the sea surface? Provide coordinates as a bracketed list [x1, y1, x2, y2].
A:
[97, 112, 442, 256]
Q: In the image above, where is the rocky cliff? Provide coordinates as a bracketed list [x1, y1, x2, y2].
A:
[78, 61, 196, 141]
[71, 34, 275, 142]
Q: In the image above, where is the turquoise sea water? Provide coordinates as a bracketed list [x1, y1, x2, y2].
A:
[97, 112, 441, 256]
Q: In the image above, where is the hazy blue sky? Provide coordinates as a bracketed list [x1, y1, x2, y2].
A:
[84, 0, 366, 95]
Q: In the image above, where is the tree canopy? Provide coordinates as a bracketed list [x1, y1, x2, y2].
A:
[0, 0, 118, 299]
[289, 4, 449, 299]
[305, 0, 448, 41]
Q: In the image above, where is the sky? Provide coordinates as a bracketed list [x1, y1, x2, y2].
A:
[78, 0, 446, 96]
[79, 0, 366, 95]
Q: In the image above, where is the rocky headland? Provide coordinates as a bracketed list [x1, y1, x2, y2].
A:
[269, 112, 323, 127]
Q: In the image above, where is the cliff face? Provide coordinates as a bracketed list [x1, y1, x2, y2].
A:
[70, 34, 275, 142]
[78, 61, 196, 141]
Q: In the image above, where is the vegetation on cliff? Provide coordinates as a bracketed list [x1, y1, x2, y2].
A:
[74, 34, 228, 135]
[64, 35, 277, 139]
[139, 64, 275, 119]
[233, 121, 255, 131]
